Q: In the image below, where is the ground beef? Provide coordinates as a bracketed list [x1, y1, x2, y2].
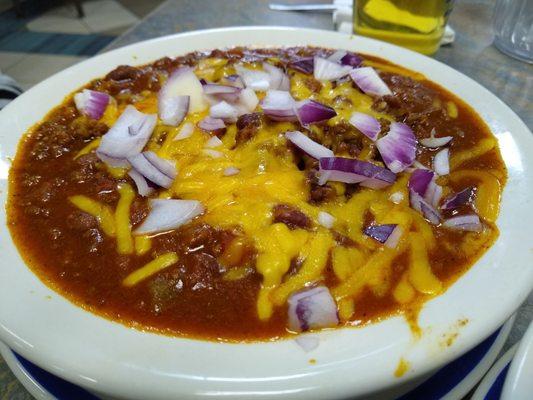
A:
[66, 210, 97, 231]
[306, 169, 336, 204]
[235, 113, 263, 146]
[304, 77, 322, 93]
[320, 121, 362, 157]
[272, 204, 311, 229]
[130, 198, 149, 227]
[102, 65, 159, 95]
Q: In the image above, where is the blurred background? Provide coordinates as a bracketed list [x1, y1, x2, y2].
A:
[0, 0, 163, 90]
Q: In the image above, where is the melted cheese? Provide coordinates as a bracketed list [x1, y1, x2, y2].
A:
[68, 195, 116, 237]
[123, 252, 178, 287]
[115, 183, 135, 254]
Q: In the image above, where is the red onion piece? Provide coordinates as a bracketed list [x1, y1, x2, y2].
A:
[319, 157, 396, 188]
[158, 94, 189, 126]
[285, 131, 334, 160]
[420, 129, 453, 148]
[128, 153, 174, 188]
[203, 83, 241, 103]
[376, 122, 417, 173]
[327, 50, 347, 63]
[349, 112, 381, 141]
[317, 211, 335, 228]
[223, 166, 240, 176]
[198, 116, 225, 131]
[433, 148, 450, 175]
[234, 65, 270, 91]
[350, 67, 392, 96]
[97, 105, 157, 160]
[128, 169, 154, 197]
[238, 88, 259, 112]
[74, 89, 110, 119]
[143, 151, 177, 179]
[364, 224, 397, 243]
[261, 90, 298, 121]
[296, 99, 337, 125]
[210, 101, 239, 122]
[314, 56, 353, 81]
[161, 67, 206, 113]
[410, 189, 442, 225]
[442, 214, 482, 232]
[288, 286, 339, 332]
[441, 187, 476, 210]
[289, 57, 314, 74]
[294, 335, 320, 352]
[220, 74, 245, 88]
[340, 52, 363, 67]
[384, 225, 403, 249]
[409, 169, 435, 199]
[134, 199, 204, 235]
[96, 151, 130, 168]
[173, 122, 194, 141]
[263, 62, 290, 91]
[205, 136, 223, 148]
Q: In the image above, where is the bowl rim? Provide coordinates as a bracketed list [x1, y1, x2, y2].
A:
[0, 26, 532, 400]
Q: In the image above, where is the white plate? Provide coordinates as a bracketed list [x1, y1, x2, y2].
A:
[501, 321, 533, 399]
[0, 27, 532, 400]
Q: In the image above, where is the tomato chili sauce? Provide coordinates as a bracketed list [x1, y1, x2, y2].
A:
[7, 47, 506, 341]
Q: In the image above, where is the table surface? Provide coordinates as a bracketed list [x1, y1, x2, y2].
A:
[2, 0, 532, 398]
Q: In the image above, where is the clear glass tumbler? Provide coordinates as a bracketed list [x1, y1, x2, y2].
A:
[493, 0, 533, 63]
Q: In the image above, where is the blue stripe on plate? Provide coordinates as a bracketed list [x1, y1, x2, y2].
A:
[14, 352, 100, 400]
[397, 328, 500, 400]
[485, 362, 511, 400]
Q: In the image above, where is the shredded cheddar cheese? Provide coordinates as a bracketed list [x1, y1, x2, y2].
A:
[115, 183, 135, 254]
[74, 137, 101, 160]
[68, 195, 116, 237]
[123, 252, 179, 287]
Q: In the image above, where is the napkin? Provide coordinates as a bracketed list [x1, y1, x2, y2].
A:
[332, 0, 455, 45]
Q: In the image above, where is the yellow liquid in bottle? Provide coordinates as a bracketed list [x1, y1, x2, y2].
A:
[354, 0, 453, 55]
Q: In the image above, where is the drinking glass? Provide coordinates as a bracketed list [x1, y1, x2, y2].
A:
[493, 0, 533, 63]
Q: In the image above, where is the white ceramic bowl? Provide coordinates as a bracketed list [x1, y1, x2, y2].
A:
[0, 27, 532, 400]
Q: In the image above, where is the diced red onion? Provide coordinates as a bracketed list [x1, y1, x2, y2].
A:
[317, 211, 335, 228]
[234, 65, 270, 91]
[158, 94, 189, 126]
[389, 191, 404, 204]
[314, 56, 353, 81]
[289, 58, 314, 75]
[340, 52, 363, 67]
[74, 89, 110, 119]
[128, 169, 154, 197]
[143, 151, 177, 179]
[327, 50, 346, 63]
[441, 187, 476, 210]
[319, 157, 396, 188]
[160, 67, 206, 113]
[410, 190, 442, 225]
[205, 136, 223, 148]
[426, 181, 443, 207]
[263, 62, 290, 91]
[95, 151, 130, 168]
[409, 168, 442, 212]
[376, 122, 416, 173]
[220, 74, 245, 88]
[433, 148, 450, 175]
[294, 335, 320, 352]
[238, 88, 259, 112]
[97, 105, 157, 160]
[173, 122, 194, 141]
[349, 112, 381, 141]
[384, 225, 403, 249]
[409, 169, 434, 196]
[442, 214, 482, 232]
[288, 286, 339, 332]
[285, 131, 334, 160]
[203, 83, 241, 103]
[198, 116, 225, 132]
[350, 67, 392, 96]
[364, 224, 397, 243]
[203, 149, 223, 158]
[261, 90, 297, 121]
[134, 199, 204, 235]
[223, 166, 240, 176]
[296, 99, 337, 125]
[210, 101, 239, 122]
[420, 129, 453, 148]
[128, 153, 174, 188]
